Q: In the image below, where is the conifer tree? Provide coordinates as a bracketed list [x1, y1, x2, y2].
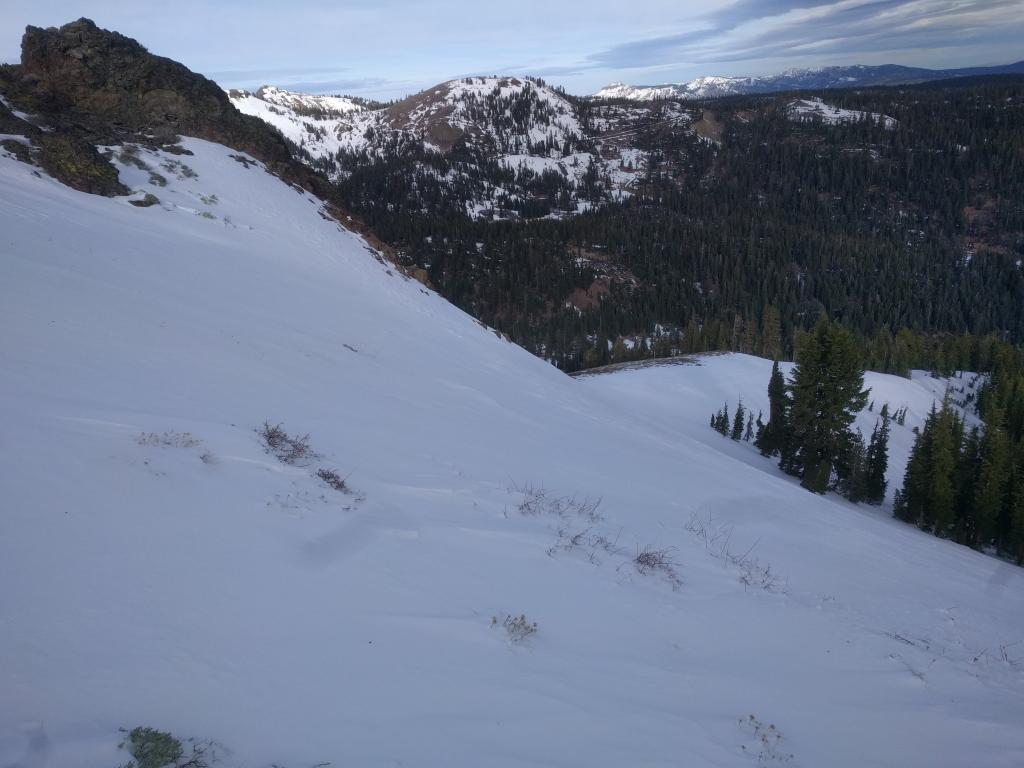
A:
[1008, 463, 1024, 565]
[927, 396, 960, 536]
[787, 318, 869, 493]
[972, 403, 1010, 548]
[744, 413, 754, 442]
[954, 426, 982, 543]
[760, 305, 782, 361]
[756, 361, 790, 458]
[731, 400, 746, 441]
[862, 404, 891, 505]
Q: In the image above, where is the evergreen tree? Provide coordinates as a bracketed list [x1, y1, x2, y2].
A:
[954, 425, 982, 543]
[1009, 461, 1024, 565]
[787, 318, 869, 493]
[731, 400, 746, 441]
[711, 403, 730, 436]
[972, 403, 1010, 548]
[756, 361, 790, 458]
[744, 413, 755, 442]
[862, 404, 891, 504]
[926, 395, 961, 536]
[760, 305, 783, 361]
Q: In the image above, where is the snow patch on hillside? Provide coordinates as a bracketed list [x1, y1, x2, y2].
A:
[788, 97, 897, 128]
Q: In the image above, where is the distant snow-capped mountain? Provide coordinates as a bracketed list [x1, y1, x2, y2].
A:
[594, 60, 1024, 101]
[595, 76, 755, 100]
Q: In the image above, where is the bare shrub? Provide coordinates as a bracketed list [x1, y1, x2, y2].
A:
[508, 482, 603, 522]
[137, 431, 202, 449]
[492, 613, 538, 643]
[686, 512, 785, 593]
[547, 524, 624, 565]
[316, 467, 348, 492]
[633, 545, 682, 589]
[738, 714, 795, 764]
[257, 421, 318, 465]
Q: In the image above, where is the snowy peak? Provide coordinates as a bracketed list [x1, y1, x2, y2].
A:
[594, 60, 1024, 101]
[378, 75, 584, 153]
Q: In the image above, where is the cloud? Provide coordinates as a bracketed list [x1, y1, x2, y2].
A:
[587, 0, 1024, 70]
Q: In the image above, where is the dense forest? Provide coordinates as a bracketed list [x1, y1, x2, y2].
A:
[323, 76, 1024, 372]
[896, 342, 1024, 563]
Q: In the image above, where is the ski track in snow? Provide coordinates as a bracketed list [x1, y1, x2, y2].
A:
[1, 137, 1023, 768]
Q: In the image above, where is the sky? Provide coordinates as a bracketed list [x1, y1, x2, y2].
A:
[3, 0, 1022, 99]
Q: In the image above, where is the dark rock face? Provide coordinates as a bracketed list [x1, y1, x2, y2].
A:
[35, 131, 129, 195]
[9, 18, 292, 166]
[0, 18, 346, 204]
[0, 98, 37, 136]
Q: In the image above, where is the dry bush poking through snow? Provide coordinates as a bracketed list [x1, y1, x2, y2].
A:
[548, 524, 625, 565]
[508, 482, 603, 522]
[257, 421, 319, 465]
[492, 613, 538, 643]
[316, 467, 348, 492]
[738, 714, 795, 764]
[633, 545, 682, 589]
[686, 512, 785, 593]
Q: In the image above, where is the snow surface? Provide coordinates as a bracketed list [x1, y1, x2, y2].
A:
[787, 98, 897, 129]
[2, 139, 1023, 768]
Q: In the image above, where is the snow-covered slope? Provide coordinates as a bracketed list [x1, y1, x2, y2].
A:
[226, 85, 369, 161]
[787, 97, 897, 128]
[2, 137, 1024, 768]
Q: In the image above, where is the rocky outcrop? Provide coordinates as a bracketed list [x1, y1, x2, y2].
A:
[0, 18, 345, 203]
[36, 132, 129, 195]
[4, 19, 292, 163]
[0, 97, 36, 136]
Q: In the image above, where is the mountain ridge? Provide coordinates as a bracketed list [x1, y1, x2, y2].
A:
[594, 60, 1024, 100]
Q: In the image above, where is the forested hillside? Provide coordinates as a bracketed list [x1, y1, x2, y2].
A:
[254, 76, 1024, 371]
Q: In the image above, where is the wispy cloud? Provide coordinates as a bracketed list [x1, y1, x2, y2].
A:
[587, 0, 1024, 69]
[2, 0, 1020, 98]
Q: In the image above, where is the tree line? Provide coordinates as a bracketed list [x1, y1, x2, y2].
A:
[896, 345, 1024, 563]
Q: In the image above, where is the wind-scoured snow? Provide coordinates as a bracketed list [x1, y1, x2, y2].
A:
[1, 138, 1023, 768]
